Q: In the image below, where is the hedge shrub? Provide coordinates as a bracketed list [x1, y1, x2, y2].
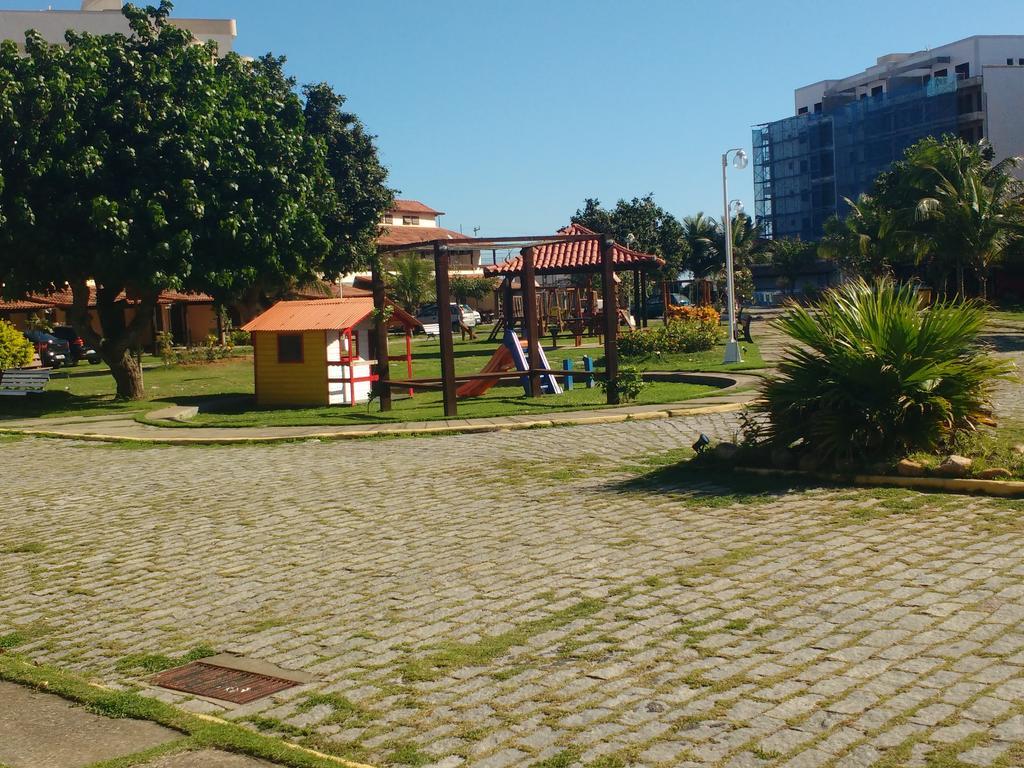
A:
[0, 319, 33, 369]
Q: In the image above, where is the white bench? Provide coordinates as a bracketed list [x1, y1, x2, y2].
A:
[420, 322, 441, 337]
[0, 368, 53, 396]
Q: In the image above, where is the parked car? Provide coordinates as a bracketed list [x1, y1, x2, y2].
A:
[416, 302, 480, 329]
[51, 325, 101, 365]
[22, 330, 70, 368]
[644, 292, 691, 318]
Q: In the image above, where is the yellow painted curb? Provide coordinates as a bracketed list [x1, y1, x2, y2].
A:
[735, 466, 1024, 499]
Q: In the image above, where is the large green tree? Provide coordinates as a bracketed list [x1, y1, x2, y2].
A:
[0, 2, 390, 398]
[873, 136, 1023, 298]
[818, 194, 918, 280]
[572, 194, 687, 281]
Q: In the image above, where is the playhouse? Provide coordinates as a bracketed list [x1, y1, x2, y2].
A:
[241, 297, 419, 407]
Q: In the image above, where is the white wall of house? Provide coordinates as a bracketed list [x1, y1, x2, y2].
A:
[0, 1, 236, 54]
[326, 328, 373, 405]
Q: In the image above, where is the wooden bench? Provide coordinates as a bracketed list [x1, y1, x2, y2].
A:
[420, 322, 441, 337]
[0, 368, 53, 396]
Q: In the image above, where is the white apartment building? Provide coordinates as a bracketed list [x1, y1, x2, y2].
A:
[0, 0, 236, 54]
[793, 35, 1024, 161]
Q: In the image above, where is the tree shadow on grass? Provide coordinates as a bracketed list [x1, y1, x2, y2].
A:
[610, 457, 823, 508]
[0, 390, 132, 420]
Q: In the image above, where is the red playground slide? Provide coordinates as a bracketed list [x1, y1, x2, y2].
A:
[456, 344, 515, 397]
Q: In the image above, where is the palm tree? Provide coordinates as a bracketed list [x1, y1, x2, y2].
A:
[681, 213, 721, 278]
[914, 150, 1023, 300]
[387, 253, 434, 312]
[819, 194, 917, 280]
[770, 237, 817, 296]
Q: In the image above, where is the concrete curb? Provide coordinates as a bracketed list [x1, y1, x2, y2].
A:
[734, 466, 1024, 499]
[0, 402, 749, 446]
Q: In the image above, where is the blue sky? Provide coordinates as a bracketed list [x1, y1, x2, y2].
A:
[14, 1, 1024, 235]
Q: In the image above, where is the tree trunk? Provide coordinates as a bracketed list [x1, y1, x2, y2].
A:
[93, 283, 157, 401]
[105, 345, 145, 400]
[956, 257, 966, 299]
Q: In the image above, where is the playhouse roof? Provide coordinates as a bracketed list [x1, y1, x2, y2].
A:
[483, 224, 665, 277]
[241, 297, 419, 333]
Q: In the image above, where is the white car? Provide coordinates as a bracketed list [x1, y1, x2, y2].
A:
[417, 303, 480, 328]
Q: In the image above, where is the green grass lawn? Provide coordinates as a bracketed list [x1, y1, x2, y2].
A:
[1, 329, 751, 427]
[0, 353, 254, 421]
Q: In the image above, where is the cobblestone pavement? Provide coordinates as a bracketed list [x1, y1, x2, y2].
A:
[3, 366, 1024, 768]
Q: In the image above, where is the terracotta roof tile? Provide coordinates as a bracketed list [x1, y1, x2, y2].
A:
[391, 199, 444, 216]
[377, 225, 469, 247]
[483, 224, 665, 276]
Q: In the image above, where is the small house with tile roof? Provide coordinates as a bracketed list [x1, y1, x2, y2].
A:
[241, 297, 419, 407]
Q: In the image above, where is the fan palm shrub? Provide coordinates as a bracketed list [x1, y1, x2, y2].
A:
[756, 279, 1014, 466]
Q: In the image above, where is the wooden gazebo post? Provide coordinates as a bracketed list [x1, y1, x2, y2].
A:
[433, 241, 458, 417]
[632, 270, 642, 330]
[371, 256, 392, 412]
[601, 234, 619, 405]
[520, 246, 542, 398]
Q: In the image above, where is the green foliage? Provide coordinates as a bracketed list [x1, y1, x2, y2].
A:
[609, 365, 646, 403]
[768, 238, 818, 295]
[0, 3, 390, 398]
[572, 194, 687, 279]
[115, 644, 216, 675]
[386, 253, 435, 312]
[618, 318, 722, 357]
[25, 313, 53, 333]
[819, 194, 916, 279]
[156, 331, 175, 366]
[229, 328, 251, 346]
[449, 275, 498, 302]
[0, 319, 33, 369]
[756, 279, 1015, 466]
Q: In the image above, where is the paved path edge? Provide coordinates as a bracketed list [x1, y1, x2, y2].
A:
[0, 401, 749, 445]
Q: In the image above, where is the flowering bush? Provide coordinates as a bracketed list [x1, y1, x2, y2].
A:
[666, 305, 720, 324]
[619, 309, 722, 357]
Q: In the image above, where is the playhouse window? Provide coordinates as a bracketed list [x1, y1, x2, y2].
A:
[277, 334, 304, 363]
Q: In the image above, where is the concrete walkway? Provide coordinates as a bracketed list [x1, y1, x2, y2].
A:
[0, 682, 274, 768]
[0, 373, 761, 444]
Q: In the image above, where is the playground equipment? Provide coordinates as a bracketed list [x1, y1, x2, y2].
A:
[457, 329, 562, 398]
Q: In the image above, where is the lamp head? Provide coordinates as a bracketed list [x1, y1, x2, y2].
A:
[692, 433, 711, 454]
[730, 199, 745, 215]
[733, 149, 749, 170]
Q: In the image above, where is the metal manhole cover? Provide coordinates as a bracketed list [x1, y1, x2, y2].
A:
[150, 661, 300, 704]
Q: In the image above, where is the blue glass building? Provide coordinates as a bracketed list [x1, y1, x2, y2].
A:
[753, 36, 1023, 240]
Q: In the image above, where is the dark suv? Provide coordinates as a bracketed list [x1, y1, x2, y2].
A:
[23, 330, 71, 368]
[51, 325, 101, 365]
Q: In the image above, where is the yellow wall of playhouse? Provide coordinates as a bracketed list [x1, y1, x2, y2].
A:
[253, 331, 327, 407]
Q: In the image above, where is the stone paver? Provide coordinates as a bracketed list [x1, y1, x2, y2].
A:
[2, 350, 1024, 768]
[0, 681, 179, 768]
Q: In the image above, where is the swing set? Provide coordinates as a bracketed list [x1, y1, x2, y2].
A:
[370, 225, 664, 417]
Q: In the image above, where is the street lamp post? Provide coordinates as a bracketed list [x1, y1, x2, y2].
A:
[721, 148, 748, 364]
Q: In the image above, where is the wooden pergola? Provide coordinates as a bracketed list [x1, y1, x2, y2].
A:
[371, 229, 663, 417]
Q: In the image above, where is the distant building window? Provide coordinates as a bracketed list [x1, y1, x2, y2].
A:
[1009, 58, 1015, 65]
[402, 215, 420, 226]
[798, 106, 809, 115]
[935, 68, 948, 78]
[1019, 58, 1024, 65]
[860, 93, 868, 100]
[277, 334, 303, 364]
[381, 214, 391, 224]
[955, 62, 970, 78]
[871, 85, 883, 97]
[813, 102, 822, 113]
